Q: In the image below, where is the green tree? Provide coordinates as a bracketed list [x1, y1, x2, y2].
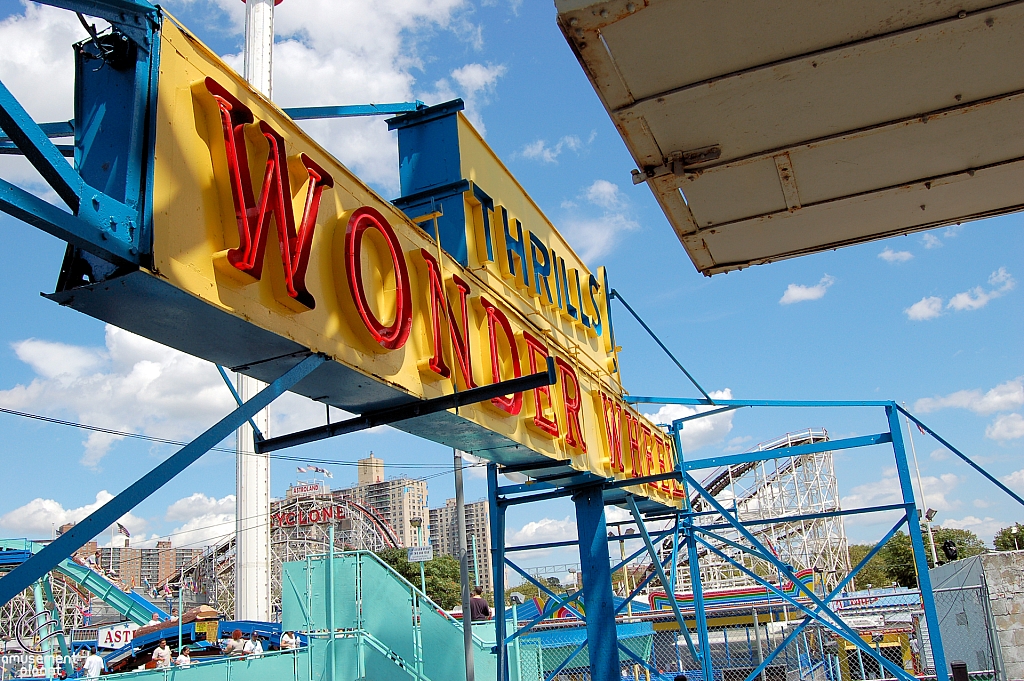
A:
[847, 544, 888, 589]
[993, 523, 1024, 551]
[877, 525, 987, 588]
[375, 548, 464, 610]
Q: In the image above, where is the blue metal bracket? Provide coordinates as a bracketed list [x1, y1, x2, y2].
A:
[685, 432, 892, 471]
[0, 354, 326, 609]
[283, 102, 425, 120]
[216, 365, 264, 441]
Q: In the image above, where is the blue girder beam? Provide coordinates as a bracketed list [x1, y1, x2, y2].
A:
[0, 354, 326, 609]
[685, 432, 892, 471]
[284, 102, 425, 120]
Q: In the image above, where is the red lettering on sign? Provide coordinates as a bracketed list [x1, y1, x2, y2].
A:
[420, 250, 477, 389]
[479, 296, 522, 415]
[624, 412, 642, 478]
[205, 79, 333, 310]
[601, 394, 624, 473]
[345, 206, 413, 350]
[556, 358, 586, 453]
[523, 332, 559, 437]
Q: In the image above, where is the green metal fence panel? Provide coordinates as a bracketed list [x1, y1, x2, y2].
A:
[358, 555, 417, 668]
[282, 557, 358, 633]
[420, 603, 470, 681]
[362, 638, 417, 681]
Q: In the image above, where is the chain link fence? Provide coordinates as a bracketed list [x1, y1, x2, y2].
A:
[509, 608, 980, 681]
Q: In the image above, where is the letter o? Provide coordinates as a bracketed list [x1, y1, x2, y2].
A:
[309, 509, 321, 524]
[345, 206, 413, 350]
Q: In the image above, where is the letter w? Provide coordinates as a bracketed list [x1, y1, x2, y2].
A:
[205, 78, 333, 310]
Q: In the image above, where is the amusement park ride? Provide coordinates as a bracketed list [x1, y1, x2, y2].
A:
[0, 0, 1022, 680]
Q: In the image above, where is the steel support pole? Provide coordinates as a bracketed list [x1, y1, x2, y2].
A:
[237, 0, 275, 624]
[574, 484, 619, 681]
[455, 450, 475, 681]
[886, 405, 948, 681]
[327, 524, 336, 681]
[488, 463, 508, 681]
[685, 516, 713, 681]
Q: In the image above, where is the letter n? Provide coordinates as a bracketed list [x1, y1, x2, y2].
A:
[420, 250, 477, 389]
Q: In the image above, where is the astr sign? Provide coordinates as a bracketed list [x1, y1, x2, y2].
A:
[146, 17, 681, 506]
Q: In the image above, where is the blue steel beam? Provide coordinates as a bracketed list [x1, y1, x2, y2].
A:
[0, 120, 74, 142]
[609, 289, 713, 403]
[283, 102, 425, 119]
[0, 354, 326, 608]
[216, 365, 264, 441]
[684, 432, 892, 471]
[626, 495, 701, 666]
[738, 517, 909, 681]
[887, 406, 949, 681]
[897, 405, 1024, 508]
[685, 471, 919, 681]
[505, 559, 585, 621]
[0, 179, 137, 265]
[627, 396, 893, 407]
[614, 551, 673, 616]
[0, 143, 74, 157]
[487, 464, 508, 681]
[574, 485, 619, 681]
[0, 77, 140, 265]
[697, 503, 908, 531]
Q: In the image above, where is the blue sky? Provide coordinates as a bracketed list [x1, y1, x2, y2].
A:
[0, 0, 1020, 574]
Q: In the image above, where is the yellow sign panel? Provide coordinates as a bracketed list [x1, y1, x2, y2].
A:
[150, 16, 681, 507]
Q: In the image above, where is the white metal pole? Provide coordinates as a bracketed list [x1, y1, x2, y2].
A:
[235, 0, 275, 623]
[454, 450, 475, 681]
[904, 403, 938, 566]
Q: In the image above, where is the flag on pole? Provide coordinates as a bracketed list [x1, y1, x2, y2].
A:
[308, 465, 333, 478]
[116, 522, 131, 538]
[296, 466, 310, 474]
[916, 422, 927, 436]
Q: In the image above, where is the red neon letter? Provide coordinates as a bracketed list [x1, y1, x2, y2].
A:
[601, 394, 624, 473]
[523, 332, 559, 436]
[345, 206, 413, 350]
[420, 250, 477, 389]
[205, 78, 333, 310]
[556, 358, 587, 453]
[624, 412, 643, 478]
[480, 297, 522, 415]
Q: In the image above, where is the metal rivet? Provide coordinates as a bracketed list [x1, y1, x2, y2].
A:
[569, 17, 578, 26]
[626, 2, 636, 12]
[958, 10, 967, 18]
[91, 196, 100, 209]
[575, 28, 584, 38]
[600, 9, 608, 17]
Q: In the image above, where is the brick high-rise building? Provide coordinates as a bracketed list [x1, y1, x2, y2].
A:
[429, 498, 492, 591]
[333, 455, 428, 548]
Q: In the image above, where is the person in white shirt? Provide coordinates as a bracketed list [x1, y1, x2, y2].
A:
[83, 649, 104, 679]
[243, 634, 263, 658]
[175, 648, 191, 668]
[152, 640, 172, 668]
[279, 631, 297, 650]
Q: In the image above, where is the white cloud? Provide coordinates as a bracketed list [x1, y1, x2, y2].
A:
[929, 448, 950, 461]
[507, 516, 576, 557]
[0, 325, 328, 468]
[947, 268, 1015, 312]
[585, 179, 625, 211]
[921, 233, 943, 249]
[162, 492, 236, 548]
[942, 516, 1003, 543]
[779, 275, 835, 305]
[986, 413, 1024, 441]
[842, 467, 958, 514]
[165, 493, 235, 522]
[973, 498, 992, 509]
[560, 210, 639, 264]
[520, 136, 583, 163]
[905, 296, 943, 321]
[914, 377, 1024, 414]
[1003, 469, 1024, 492]
[643, 389, 735, 453]
[0, 491, 146, 540]
[878, 248, 913, 263]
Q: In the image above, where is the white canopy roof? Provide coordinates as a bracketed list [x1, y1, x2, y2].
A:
[555, 0, 1024, 274]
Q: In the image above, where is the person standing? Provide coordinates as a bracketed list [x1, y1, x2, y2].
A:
[224, 630, 246, 656]
[152, 639, 172, 668]
[83, 649, 104, 679]
[469, 586, 491, 622]
[243, 633, 264, 658]
[280, 631, 297, 650]
[175, 648, 191, 668]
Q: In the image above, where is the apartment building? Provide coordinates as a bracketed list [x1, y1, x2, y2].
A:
[429, 498, 492, 591]
[331, 454, 429, 548]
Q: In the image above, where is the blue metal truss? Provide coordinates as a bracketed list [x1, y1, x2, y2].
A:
[487, 396, 1024, 681]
